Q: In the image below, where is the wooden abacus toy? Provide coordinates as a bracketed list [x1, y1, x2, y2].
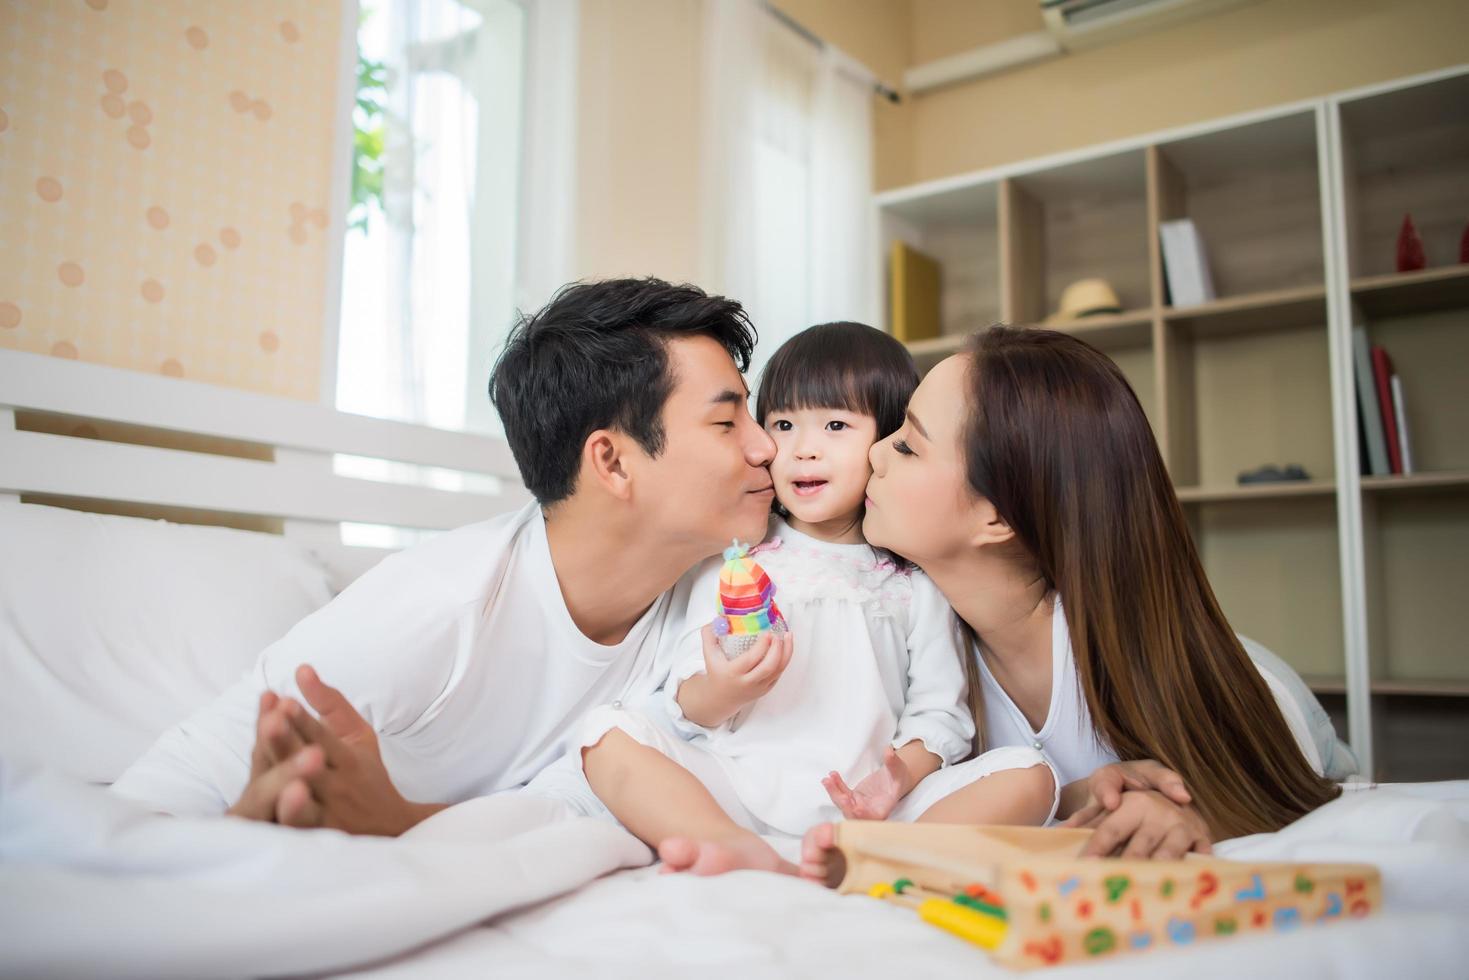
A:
[832, 822, 1381, 970]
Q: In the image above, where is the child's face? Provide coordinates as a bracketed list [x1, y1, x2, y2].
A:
[764, 406, 879, 529]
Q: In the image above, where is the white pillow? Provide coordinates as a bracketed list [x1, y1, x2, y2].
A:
[0, 502, 334, 783]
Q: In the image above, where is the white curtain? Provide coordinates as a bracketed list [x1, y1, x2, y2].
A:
[700, 0, 877, 382]
[809, 47, 879, 332]
[513, 0, 579, 326]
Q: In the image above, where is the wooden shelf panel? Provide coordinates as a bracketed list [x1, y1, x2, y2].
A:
[1350, 265, 1469, 318]
[1164, 284, 1326, 337]
[904, 333, 969, 360]
[1175, 480, 1335, 504]
[1304, 676, 1469, 698]
[1361, 471, 1469, 494]
[1036, 308, 1154, 349]
[903, 309, 1155, 359]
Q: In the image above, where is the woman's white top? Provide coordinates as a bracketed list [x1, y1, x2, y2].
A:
[976, 599, 1359, 790]
[663, 517, 975, 835]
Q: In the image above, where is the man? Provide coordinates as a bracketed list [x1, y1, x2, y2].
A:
[112, 278, 778, 835]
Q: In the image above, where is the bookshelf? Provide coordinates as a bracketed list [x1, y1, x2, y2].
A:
[875, 65, 1469, 781]
[1335, 67, 1469, 782]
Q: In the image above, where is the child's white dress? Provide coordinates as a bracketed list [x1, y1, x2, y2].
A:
[577, 517, 1057, 837]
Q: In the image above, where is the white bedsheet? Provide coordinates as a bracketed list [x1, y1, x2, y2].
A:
[2, 758, 1466, 979]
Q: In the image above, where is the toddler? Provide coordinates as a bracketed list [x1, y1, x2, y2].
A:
[577, 323, 1059, 876]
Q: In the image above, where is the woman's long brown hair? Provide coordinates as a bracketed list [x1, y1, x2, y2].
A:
[961, 326, 1339, 839]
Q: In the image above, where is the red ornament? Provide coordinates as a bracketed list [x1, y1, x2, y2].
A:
[1396, 213, 1426, 273]
[1460, 220, 1468, 264]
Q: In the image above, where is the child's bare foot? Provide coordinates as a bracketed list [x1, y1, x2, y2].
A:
[658, 834, 797, 876]
[798, 822, 847, 887]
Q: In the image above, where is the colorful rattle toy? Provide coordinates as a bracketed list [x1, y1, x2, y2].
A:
[711, 539, 786, 658]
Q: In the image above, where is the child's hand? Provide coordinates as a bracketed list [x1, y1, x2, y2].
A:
[698, 624, 794, 715]
[822, 745, 910, 821]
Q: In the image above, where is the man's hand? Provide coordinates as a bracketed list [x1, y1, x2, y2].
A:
[226, 689, 324, 824]
[275, 665, 445, 836]
[676, 626, 794, 728]
[822, 746, 911, 821]
[227, 666, 444, 835]
[1072, 789, 1213, 859]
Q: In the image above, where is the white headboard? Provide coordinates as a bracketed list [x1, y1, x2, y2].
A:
[0, 348, 530, 587]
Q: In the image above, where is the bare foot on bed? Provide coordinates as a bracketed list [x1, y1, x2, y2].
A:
[798, 822, 846, 888]
[658, 834, 797, 877]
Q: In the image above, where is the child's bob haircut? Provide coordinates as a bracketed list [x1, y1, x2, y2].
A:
[755, 321, 919, 439]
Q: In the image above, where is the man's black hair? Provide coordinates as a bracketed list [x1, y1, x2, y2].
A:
[756, 321, 918, 440]
[489, 277, 758, 505]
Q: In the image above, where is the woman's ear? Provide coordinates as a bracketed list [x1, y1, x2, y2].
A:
[582, 429, 633, 500]
[967, 497, 1016, 549]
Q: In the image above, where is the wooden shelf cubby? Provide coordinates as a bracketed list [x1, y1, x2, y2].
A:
[879, 179, 1001, 367]
[1190, 496, 1346, 681]
[1338, 71, 1469, 281]
[1000, 149, 1153, 326]
[1151, 111, 1326, 304]
[875, 65, 1469, 782]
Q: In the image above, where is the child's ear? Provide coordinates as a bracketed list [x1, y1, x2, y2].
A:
[583, 429, 632, 500]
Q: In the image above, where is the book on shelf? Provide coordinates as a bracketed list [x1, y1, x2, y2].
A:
[889, 240, 941, 344]
[1372, 345, 1403, 475]
[1159, 218, 1216, 308]
[1352, 324, 1390, 477]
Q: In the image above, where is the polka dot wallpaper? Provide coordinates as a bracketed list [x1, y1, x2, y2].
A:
[0, 0, 344, 401]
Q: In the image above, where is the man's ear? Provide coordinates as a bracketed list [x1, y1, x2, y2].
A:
[967, 497, 1016, 550]
[582, 428, 634, 501]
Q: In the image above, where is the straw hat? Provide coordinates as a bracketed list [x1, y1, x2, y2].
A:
[1044, 278, 1123, 324]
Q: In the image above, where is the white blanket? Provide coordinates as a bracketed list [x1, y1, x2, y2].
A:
[3, 759, 1467, 979]
[0, 760, 651, 979]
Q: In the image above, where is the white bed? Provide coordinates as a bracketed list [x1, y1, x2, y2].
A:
[2, 347, 1467, 979]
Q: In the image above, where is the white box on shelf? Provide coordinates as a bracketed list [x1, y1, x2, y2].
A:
[1160, 218, 1217, 307]
[1391, 374, 1414, 475]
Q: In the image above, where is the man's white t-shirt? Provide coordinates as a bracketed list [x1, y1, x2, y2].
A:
[111, 502, 691, 816]
[976, 599, 1359, 790]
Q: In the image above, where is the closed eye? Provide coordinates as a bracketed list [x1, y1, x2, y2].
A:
[893, 438, 915, 456]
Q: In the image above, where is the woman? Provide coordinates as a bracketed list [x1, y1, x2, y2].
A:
[834, 326, 1346, 861]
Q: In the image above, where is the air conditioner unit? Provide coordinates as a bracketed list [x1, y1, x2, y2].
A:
[1040, 0, 1258, 51]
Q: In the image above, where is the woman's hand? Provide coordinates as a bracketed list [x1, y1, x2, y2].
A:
[822, 746, 911, 821]
[1060, 761, 1208, 859]
[1061, 759, 1192, 828]
[1071, 789, 1212, 859]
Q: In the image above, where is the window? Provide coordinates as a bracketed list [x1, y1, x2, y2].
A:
[334, 0, 525, 435]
